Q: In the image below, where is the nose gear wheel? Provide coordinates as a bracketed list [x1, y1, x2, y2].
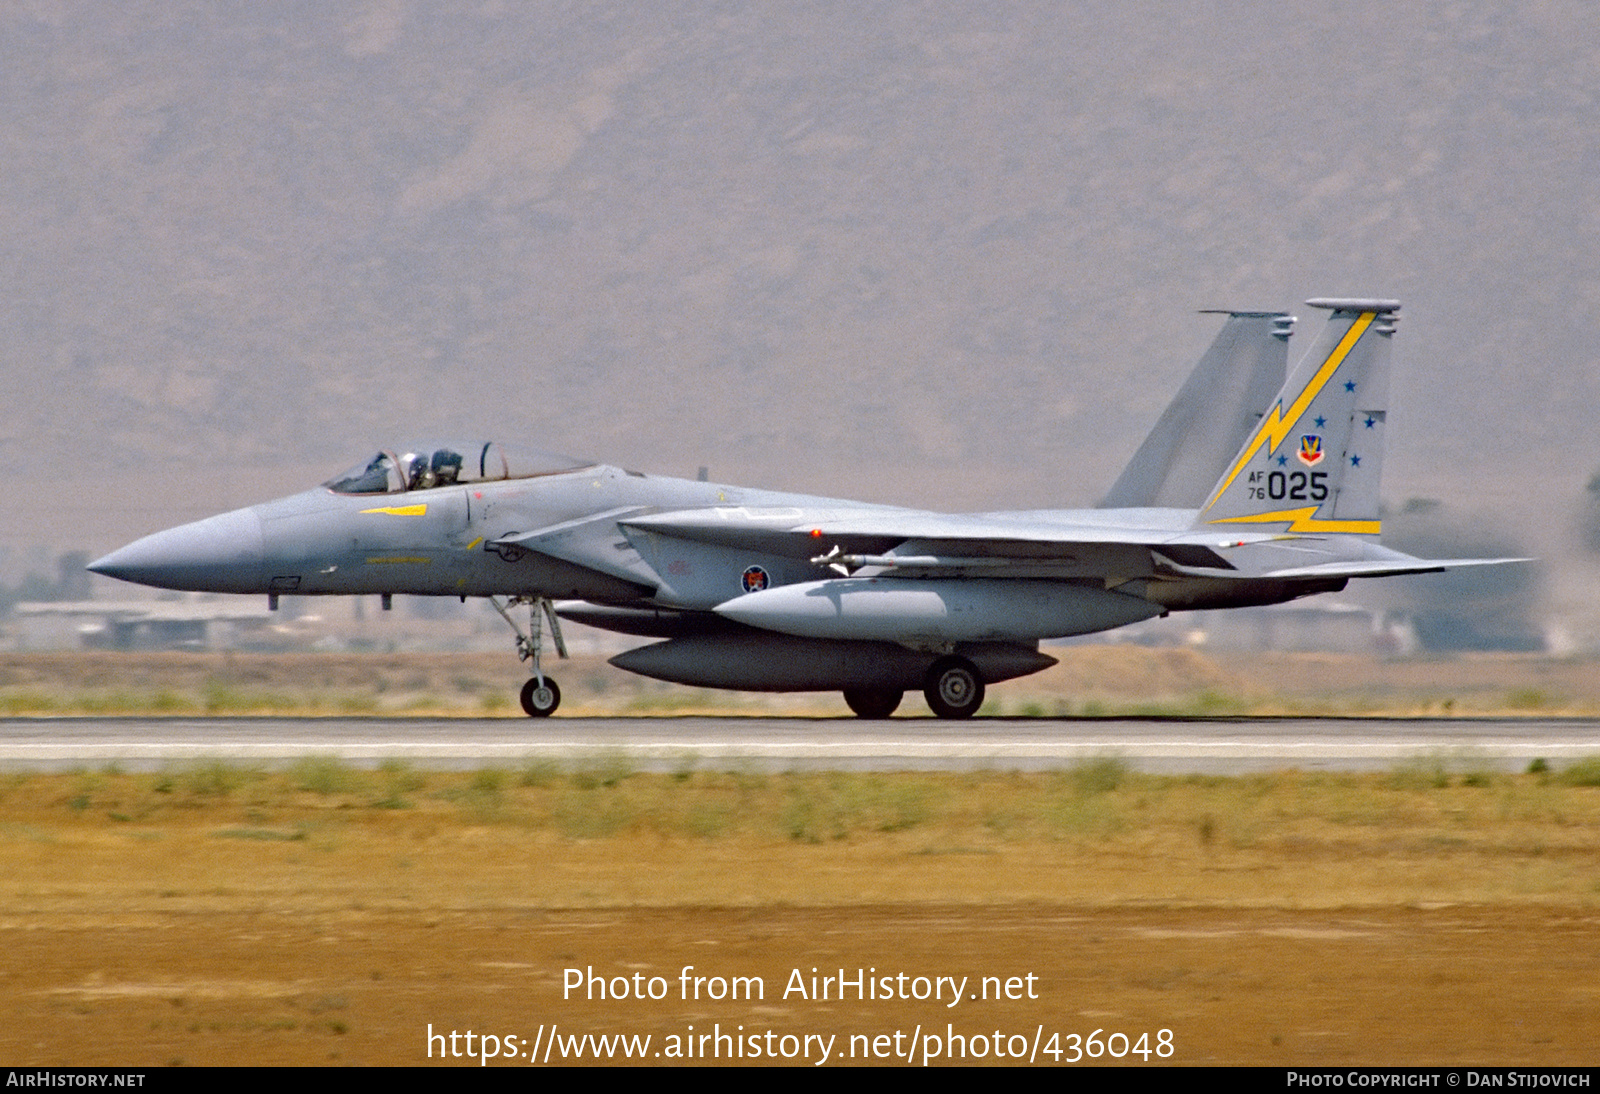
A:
[520, 676, 561, 717]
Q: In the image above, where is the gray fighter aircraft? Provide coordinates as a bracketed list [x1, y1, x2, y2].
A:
[89, 298, 1518, 718]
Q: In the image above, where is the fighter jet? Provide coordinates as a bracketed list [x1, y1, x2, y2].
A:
[89, 298, 1518, 718]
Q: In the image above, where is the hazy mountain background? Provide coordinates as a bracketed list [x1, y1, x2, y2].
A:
[4, 1, 1598, 630]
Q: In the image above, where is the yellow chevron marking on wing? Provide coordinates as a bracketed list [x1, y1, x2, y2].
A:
[1202, 312, 1376, 511]
[359, 504, 428, 516]
[1206, 506, 1381, 535]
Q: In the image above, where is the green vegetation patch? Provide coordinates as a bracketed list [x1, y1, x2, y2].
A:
[1557, 757, 1600, 787]
[6, 757, 1599, 869]
[212, 827, 307, 841]
[287, 756, 362, 796]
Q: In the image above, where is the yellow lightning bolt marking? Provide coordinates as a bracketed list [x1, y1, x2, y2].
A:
[1201, 312, 1376, 512]
[1206, 506, 1381, 535]
[359, 504, 428, 516]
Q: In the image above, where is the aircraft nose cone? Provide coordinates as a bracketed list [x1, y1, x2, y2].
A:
[89, 507, 266, 593]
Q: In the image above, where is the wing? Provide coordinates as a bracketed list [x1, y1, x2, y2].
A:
[619, 505, 1526, 591]
[620, 506, 1262, 581]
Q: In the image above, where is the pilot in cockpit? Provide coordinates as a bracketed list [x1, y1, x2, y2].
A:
[431, 448, 464, 485]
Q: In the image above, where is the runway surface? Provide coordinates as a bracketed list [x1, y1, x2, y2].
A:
[3, 715, 1599, 774]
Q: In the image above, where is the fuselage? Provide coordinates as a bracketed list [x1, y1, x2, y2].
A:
[87, 460, 897, 604]
[89, 455, 1354, 620]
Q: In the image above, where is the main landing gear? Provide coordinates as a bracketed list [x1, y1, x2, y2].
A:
[923, 656, 985, 719]
[842, 687, 903, 719]
[490, 596, 567, 717]
[841, 656, 987, 719]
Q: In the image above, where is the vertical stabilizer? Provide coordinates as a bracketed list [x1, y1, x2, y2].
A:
[1197, 298, 1400, 534]
[1101, 310, 1291, 508]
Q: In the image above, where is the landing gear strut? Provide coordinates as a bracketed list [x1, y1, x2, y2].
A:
[490, 596, 568, 717]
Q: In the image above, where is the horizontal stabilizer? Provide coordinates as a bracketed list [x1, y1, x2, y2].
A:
[1255, 556, 1532, 581]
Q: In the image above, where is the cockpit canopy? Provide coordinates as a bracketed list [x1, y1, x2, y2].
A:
[324, 443, 593, 495]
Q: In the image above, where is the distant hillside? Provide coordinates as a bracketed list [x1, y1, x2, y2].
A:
[4, 1, 1595, 554]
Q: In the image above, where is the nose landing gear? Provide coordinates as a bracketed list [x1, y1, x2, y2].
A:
[490, 596, 568, 717]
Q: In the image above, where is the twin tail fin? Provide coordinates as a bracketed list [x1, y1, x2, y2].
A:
[1197, 298, 1400, 535]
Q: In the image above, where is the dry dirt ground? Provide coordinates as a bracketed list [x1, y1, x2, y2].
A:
[2, 651, 1598, 1067]
[1, 762, 1597, 1067]
[8, 905, 1598, 1067]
